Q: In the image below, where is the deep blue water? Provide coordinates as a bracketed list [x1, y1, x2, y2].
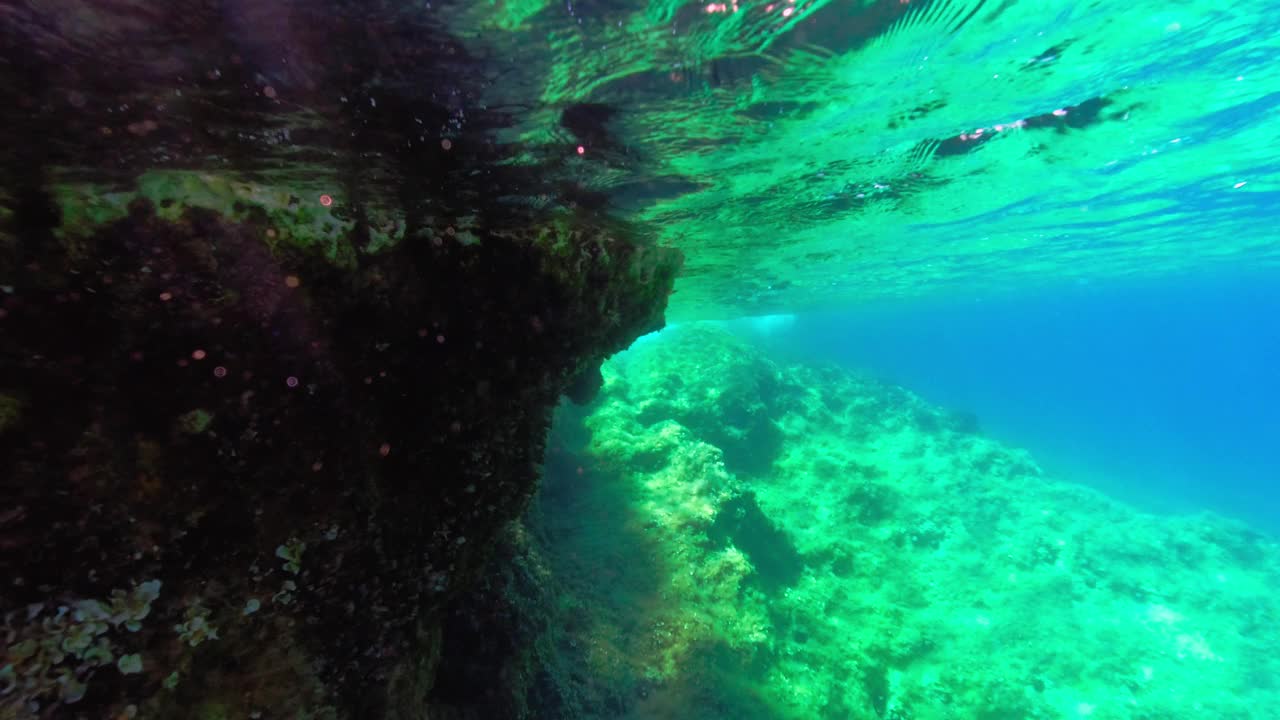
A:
[734, 270, 1280, 535]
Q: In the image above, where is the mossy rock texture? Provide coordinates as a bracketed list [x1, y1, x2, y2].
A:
[516, 324, 1280, 720]
[0, 188, 677, 719]
[0, 1, 684, 716]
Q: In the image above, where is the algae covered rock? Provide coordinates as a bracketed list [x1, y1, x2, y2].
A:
[610, 325, 792, 475]
[0, 188, 677, 719]
[0, 394, 20, 434]
[0, 181, 677, 719]
[0, 1, 684, 717]
[521, 324, 1280, 720]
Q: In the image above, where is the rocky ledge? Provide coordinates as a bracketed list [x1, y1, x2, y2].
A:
[0, 169, 678, 719]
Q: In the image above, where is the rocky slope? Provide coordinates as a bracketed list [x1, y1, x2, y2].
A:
[528, 324, 1280, 719]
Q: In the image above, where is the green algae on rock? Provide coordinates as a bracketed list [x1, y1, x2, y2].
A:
[0, 186, 678, 720]
[52, 173, 360, 267]
[517, 324, 1280, 719]
[0, 1, 686, 714]
[0, 394, 21, 434]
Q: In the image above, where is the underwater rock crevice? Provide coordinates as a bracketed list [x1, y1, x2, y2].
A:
[706, 492, 806, 595]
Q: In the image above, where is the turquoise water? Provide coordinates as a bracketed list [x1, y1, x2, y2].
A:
[729, 268, 1280, 534]
[533, 318, 1280, 719]
[5, 0, 1280, 718]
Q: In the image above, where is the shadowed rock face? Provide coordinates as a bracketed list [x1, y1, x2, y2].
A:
[0, 2, 679, 718]
[2, 196, 677, 719]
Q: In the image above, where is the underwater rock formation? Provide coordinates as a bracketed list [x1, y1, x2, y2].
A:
[0, 1, 682, 717]
[0, 176, 677, 719]
[521, 324, 1280, 719]
[0, 2, 683, 714]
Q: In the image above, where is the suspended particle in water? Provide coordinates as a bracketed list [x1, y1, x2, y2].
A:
[319, 194, 333, 207]
[191, 349, 207, 361]
[159, 292, 173, 302]
[285, 275, 301, 289]
[577, 145, 585, 155]
[441, 138, 452, 151]
[213, 366, 228, 378]
[379, 443, 391, 457]
[286, 376, 299, 388]
[263, 86, 277, 99]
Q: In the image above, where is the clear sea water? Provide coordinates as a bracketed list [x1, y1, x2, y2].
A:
[6, 0, 1280, 717]
[728, 268, 1280, 535]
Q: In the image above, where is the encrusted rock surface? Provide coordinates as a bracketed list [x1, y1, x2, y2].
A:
[1, 177, 676, 719]
[1, 1, 682, 716]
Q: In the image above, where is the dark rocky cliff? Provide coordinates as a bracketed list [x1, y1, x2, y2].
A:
[0, 2, 679, 718]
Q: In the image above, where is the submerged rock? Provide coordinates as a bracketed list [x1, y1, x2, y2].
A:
[0, 1, 684, 717]
[0, 182, 677, 720]
[510, 324, 1280, 720]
